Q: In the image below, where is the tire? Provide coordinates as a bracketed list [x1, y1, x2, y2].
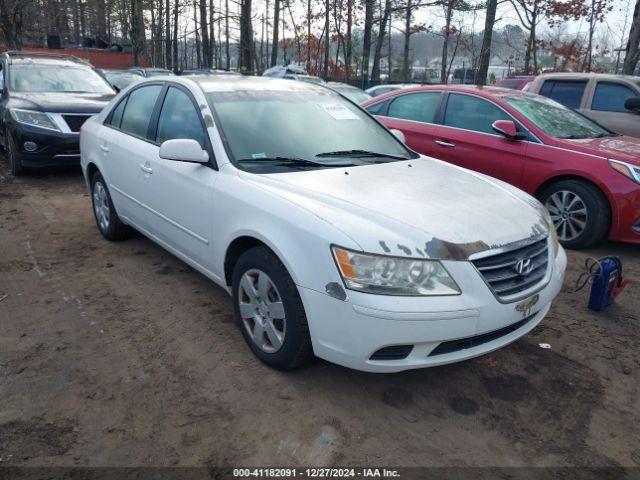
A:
[232, 246, 313, 370]
[539, 179, 610, 249]
[90, 171, 131, 241]
[5, 130, 24, 176]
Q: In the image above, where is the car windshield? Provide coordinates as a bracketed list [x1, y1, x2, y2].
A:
[104, 72, 141, 90]
[207, 88, 413, 171]
[504, 94, 613, 139]
[147, 70, 174, 77]
[10, 65, 114, 93]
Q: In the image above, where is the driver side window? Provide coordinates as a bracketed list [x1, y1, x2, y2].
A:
[155, 86, 206, 148]
[444, 94, 512, 135]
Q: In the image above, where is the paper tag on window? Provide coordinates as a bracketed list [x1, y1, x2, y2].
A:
[320, 103, 360, 120]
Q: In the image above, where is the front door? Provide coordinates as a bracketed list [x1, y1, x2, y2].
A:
[144, 85, 218, 271]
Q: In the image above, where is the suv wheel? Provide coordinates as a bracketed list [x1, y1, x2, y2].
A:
[232, 246, 313, 370]
[540, 180, 610, 249]
[5, 130, 24, 176]
[91, 171, 131, 241]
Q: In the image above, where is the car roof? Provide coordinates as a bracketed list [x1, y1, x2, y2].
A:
[361, 84, 527, 105]
[187, 74, 336, 94]
[3, 51, 87, 67]
[537, 72, 640, 82]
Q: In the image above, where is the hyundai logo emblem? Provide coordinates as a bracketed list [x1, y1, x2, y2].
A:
[514, 258, 534, 276]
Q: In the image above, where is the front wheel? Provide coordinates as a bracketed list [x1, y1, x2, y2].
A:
[232, 246, 313, 370]
[540, 180, 610, 249]
[5, 130, 24, 176]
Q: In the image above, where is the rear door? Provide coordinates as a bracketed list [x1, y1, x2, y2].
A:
[370, 91, 443, 158]
[101, 83, 163, 231]
[144, 84, 218, 271]
[586, 80, 640, 137]
[433, 93, 528, 187]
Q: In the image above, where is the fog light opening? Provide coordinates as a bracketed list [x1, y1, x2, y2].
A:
[23, 141, 38, 152]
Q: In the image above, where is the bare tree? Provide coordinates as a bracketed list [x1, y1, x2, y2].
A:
[476, 0, 497, 83]
[624, 0, 640, 73]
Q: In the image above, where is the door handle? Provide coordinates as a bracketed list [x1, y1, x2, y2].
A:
[140, 164, 153, 174]
[99, 144, 110, 153]
[435, 140, 456, 148]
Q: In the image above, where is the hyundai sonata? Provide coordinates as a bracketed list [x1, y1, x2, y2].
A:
[80, 76, 566, 372]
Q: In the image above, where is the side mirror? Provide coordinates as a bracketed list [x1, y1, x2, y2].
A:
[159, 139, 209, 164]
[624, 97, 640, 113]
[390, 129, 406, 143]
[492, 120, 523, 140]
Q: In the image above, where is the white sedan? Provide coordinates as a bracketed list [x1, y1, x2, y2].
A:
[80, 76, 566, 372]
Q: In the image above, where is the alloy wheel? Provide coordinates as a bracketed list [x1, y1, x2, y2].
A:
[237, 269, 286, 353]
[93, 181, 111, 233]
[545, 190, 588, 242]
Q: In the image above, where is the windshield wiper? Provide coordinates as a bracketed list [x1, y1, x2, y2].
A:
[315, 149, 408, 160]
[237, 156, 350, 168]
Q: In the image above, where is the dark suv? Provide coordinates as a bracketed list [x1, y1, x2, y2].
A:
[0, 51, 115, 175]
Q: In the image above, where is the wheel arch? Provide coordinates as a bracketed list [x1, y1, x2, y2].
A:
[534, 173, 614, 233]
[224, 235, 285, 287]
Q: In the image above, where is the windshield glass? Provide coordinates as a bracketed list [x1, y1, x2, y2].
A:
[336, 89, 371, 104]
[504, 94, 612, 139]
[10, 65, 114, 93]
[104, 72, 142, 90]
[207, 88, 413, 171]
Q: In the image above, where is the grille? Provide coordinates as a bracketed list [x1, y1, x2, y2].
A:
[472, 237, 549, 301]
[370, 345, 414, 361]
[428, 312, 537, 357]
[62, 114, 92, 132]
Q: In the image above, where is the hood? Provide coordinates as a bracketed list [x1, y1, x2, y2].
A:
[10, 92, 115, 114]
[557, 135, 640, 166]
[241, 158, 549, 260]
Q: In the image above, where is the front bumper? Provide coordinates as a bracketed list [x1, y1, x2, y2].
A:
[299, 247, 566, 372]
[9, 123, 82, 168]
[609, 186, 640, 244]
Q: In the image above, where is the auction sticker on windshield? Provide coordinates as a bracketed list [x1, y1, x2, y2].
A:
[320, 103, 360, 120]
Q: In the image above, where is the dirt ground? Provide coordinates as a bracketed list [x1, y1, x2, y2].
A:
[0, 157, 638, 472]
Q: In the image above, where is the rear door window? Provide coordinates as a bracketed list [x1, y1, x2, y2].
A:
[386, 92, 441, 124]
[443, 94, 511, 134]
[591, 82, 638, 112]
[538, 80, 587, 109]
[119, 85, 163, 139]
[108, 98, 127, 128]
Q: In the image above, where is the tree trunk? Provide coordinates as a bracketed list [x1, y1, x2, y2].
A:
[345, 0, 353, 80]
[324, 0, 330, 77]
[440, 0, 453, 84]
[361, 0, 374, 87]
[403, 0, 412, 82]
[239, 0, 254, 72]
[210, 0, 216, 67]
[165, 0, 171, 69]
[624, 0, 640, 74]
[200, 0, 210, 68]
[371, 0, 391, 83]
[225, 0, 231, 69]
[476, 0, 497, 84]
[194, 1, 202, 67]
[271, 0, 280, 66]
[173, 0, 179, 71]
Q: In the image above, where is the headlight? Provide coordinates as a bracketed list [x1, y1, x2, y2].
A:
[9, 109, 60, 131]
[332, 246, 461, 296]
[609, 159, 640, 185]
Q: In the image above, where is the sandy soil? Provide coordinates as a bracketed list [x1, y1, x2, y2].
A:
[0, 158, 638, 471]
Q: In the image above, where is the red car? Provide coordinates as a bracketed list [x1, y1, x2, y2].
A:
[495, 76, 536, 90]
[363, 85, 640, 248]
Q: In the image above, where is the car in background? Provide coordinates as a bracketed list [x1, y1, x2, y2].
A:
[528, 73, 640, 138]
[128, 67, 175, 77]
[451, 68, 477, 84]
[495, 76, 535, 91]
[262, 65, 325, 84]
[181, 68, 241, 76]
[99, 69, 143, 91]
[365, 83, 413, 98]
[363, 85, 640, 248]
[80, 76, 565, 372]
[325, 82, 371, 103]
[0, 51, 115, 175]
